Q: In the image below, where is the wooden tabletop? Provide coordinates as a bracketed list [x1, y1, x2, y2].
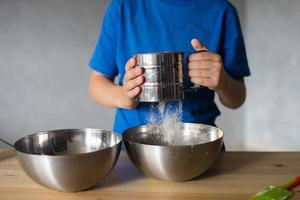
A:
[0, 149, 299, 200]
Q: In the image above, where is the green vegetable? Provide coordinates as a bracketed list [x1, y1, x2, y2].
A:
[250, 176, 300, 200]
[249, 186, 293, 200]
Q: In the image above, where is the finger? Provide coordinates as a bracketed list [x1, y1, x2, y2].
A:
[189, 52, 222, 62]
[127, 87, 141, 99]
[188, 69, 212, 79]
[190, 77, 211, 87]
[191, 38, 208, 51]
[124, 75, 144, 92]
[191, 77, 221, 90]
[125, 57, 137, 71]
[188, 60, 219, 70]
[124, 67, 144, 81]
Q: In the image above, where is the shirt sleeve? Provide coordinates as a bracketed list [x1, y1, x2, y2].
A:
[89, 1, 120, 78]
[220, 3, 251, 79]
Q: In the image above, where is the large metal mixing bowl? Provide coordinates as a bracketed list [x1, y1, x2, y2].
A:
[123, 123, 223, 182]
[12, 129, 122, 192]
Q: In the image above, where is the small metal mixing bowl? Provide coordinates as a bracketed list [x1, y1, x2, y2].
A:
[123, 123, 223, 182]
[12, 129, 122, 192]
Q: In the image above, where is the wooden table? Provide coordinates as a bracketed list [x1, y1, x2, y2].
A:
[0, 149, 299, 200]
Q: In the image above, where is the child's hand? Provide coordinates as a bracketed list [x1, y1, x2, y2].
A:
[122, 57, 144, 109]
[188, 39, 226, 91]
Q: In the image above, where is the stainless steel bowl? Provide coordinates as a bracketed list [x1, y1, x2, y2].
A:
[13, 129, 122, 192]
[123, 123, 223, 182]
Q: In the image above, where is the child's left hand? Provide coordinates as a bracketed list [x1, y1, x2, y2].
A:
[188, 38, 226, 91]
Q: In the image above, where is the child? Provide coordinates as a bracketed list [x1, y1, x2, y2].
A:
[88, 0, 250, 136]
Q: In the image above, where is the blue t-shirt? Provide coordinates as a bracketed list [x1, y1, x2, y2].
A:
[89, 0, 250, 134]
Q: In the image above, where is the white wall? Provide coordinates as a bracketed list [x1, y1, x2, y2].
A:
[0, 0, 114, 146]
[244, 0, 300, 151]
[218, 0, 300, 151]
[1, 0, 299, 151]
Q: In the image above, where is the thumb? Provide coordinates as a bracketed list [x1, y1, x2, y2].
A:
[191, 38, 208, 51]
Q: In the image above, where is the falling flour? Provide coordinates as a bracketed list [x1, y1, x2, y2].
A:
[147, 101, 212, 146]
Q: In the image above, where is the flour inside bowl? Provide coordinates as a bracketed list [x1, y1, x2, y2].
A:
[147, 101, 211, 146]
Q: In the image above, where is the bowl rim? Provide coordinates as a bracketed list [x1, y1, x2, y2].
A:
[122, 123, 224, 148]
[14, 128, 122, 157]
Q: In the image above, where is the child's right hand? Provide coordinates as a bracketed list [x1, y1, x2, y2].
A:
[122, 57, 144, 109]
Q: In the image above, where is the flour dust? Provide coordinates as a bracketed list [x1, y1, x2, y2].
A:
[146, 101, 211, 146]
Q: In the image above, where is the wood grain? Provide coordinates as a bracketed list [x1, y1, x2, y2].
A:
[0, 149, 299, 200]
